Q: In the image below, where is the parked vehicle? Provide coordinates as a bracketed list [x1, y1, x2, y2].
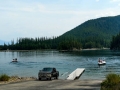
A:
[38, 67, 59, 80]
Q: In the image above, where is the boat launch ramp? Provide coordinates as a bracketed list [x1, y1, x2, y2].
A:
[67, 68, 85, 80]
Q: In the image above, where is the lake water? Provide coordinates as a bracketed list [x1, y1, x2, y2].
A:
[0, 50, 120, 80]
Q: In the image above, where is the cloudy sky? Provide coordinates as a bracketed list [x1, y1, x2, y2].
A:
[0, 0, 120, 41]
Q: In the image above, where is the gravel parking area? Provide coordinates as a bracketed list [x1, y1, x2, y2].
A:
[0, 79, 102, 90]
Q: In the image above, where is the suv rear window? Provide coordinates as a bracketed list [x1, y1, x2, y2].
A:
[42, 68, 53, 72]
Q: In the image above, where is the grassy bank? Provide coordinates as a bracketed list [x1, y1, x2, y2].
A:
[101, 73, 120, 90]
[0, 74, 10, 81]
[0, 74, 37, 85]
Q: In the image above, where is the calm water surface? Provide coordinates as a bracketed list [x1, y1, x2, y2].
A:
[0, 50, 120, 80]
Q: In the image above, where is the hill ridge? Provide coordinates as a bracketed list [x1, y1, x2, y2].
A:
[58, 15, 120, 48]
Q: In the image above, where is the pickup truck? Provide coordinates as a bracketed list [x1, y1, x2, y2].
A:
[38, 67, 59, 80]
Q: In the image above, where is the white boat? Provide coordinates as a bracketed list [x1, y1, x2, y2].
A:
[98, 60, 106, 65]
[12, 58, 18, 62]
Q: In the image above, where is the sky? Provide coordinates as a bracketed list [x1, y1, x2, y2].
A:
[0, 0, 120, 42]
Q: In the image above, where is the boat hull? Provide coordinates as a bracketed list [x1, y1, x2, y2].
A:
[98, 60, 106, 65]
[98, 63, 106, 65]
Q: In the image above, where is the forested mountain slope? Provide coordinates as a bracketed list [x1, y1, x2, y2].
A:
[1, 15, 120, 50]
[58, 15, 120, 48]
[61, 15, 120, 39]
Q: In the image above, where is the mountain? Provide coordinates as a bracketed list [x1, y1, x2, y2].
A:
[1, 15, 120, 50]
[58, 15, 120, 48]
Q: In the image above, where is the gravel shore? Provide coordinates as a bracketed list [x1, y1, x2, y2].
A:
[0, 78, 103, 90]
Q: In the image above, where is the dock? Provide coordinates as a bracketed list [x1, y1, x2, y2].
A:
[67, 68, 85, 80]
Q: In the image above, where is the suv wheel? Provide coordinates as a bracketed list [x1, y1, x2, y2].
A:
[39, 78, 41, 80]
[56, 76, 58, 79]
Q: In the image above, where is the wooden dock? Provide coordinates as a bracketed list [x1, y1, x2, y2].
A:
[67, 68, 85, 80]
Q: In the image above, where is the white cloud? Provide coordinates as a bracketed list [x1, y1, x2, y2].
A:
[96, 0, 100, 2]
[110, 0, 120, 5]
[0, 0, 120, 41]
[110, 0, 120, 2]
[20, 7, 34, 12]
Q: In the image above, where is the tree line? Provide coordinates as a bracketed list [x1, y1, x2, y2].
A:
[110, 33, 120, 50]
[0, 35, 110, 51]
[0, 36, 82, 50]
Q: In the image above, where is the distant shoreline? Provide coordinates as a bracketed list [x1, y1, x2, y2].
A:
[0, 48, 110, 52]
[59, 48, 110, 52]
[82, 48, 110, 51]
[0, 49, 56, 52]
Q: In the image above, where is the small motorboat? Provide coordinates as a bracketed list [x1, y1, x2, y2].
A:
[98, 60, 106, 65]
[12, 58, 18, 62]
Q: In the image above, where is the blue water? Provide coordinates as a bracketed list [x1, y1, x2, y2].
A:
[0, 50, 120, 80]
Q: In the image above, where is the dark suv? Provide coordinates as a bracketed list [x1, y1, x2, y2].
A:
[38, 67, 59, 80]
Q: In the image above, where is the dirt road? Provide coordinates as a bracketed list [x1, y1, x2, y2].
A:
[0, 79, 102, 90]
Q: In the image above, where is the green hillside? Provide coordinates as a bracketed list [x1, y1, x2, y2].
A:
[58, 15, 120, 48]
[1, 15, 120, 50]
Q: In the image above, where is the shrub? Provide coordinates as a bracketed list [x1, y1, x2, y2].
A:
[101, 73, 120, 90]
[0, 74, 10, 81]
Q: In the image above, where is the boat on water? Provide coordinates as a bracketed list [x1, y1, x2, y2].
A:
[98, 58, 106, 65]
[98, 60, 106, 65]
[12, 58, 18, 62]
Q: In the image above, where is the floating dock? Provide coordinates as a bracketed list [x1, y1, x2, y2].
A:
[67, 68, 85, 80]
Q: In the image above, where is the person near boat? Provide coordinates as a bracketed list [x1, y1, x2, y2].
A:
[98, 58, 102, 62]
[98, 58, 106, 65]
